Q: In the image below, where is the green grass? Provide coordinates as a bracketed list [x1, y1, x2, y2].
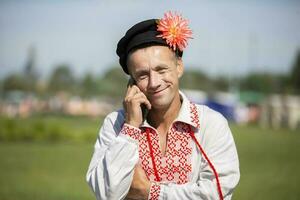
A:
[231, 125, 300, 200]
[0, 142, 95, 200]
[0, 116, 299, 200]
[0, 115, 102, 142]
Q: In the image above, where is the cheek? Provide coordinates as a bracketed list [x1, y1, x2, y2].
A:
[137, 81, 148, 92]
[162, 72, 178, 85]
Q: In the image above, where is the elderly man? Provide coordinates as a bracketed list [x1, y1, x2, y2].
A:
[86, 12, 240, 200]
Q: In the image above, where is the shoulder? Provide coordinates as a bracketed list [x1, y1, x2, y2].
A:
[101, 109, 126, 134]
[104, 109, 125, 123]
[197, 104, 228, 126]
[194, 104, 228, 126]
[95, 109, 126, 147]
[194, 104, 230, 146]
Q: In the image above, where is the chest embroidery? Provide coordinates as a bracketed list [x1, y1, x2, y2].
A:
[138, 122, 193, 184]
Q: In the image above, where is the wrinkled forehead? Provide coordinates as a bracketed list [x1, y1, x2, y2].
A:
[127, 45, 176, 74]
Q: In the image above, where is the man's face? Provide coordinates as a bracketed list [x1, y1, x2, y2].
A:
[127, 45, 184, 109]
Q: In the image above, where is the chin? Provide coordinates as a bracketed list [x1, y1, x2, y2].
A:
[147, 85, 179, 109]
[149, 95, 173, 110]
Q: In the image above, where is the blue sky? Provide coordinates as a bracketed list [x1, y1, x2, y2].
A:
[0, 0, 300, 78]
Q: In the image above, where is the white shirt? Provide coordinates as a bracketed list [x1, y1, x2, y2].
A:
[86, 92, 240, 200]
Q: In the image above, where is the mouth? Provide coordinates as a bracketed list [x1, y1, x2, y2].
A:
[149, 86, 169, 97]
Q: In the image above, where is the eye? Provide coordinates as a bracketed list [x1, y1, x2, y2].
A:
[158, 68, 167, 74]
[137, 74, 148, 81]
[139, 75, 147, 80]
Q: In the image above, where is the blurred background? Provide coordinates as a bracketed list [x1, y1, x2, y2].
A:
[0, 0, 299, 199]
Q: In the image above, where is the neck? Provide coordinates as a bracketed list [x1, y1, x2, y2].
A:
[147, 92, 181, 130]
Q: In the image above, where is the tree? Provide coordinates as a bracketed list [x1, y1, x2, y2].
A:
[180, 69, 212, 91]
[2, 46, 39, 94]
[48, 65, 75, 93]
[290, 49, 300, 93]
[80, 73, 99, 97]
[213, 76, 230, 91]
[2, 74, 28, 92]
[99, 67, 128, 97]
[23, 45, 38, 91]
[239, 73, 274, 93]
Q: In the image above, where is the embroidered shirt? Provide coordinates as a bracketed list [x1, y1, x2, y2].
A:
[86, 91, 240, 200]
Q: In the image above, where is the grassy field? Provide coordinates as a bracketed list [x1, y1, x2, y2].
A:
[0, 115, 102, 142]
[0, 142, 94, 200]
[0, 116, 299, 200]
[231, 125, 300, 200]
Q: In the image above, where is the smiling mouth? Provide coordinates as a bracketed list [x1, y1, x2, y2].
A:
[150, 86, 169, 96]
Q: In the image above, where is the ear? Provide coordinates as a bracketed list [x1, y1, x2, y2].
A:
[176, 58, 184, 78]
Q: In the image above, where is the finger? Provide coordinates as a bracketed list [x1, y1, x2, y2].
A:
[125, 78, 137, 97]
[124, 90, 151, 110]
[130, 92, 145, 99]
[125, 85, 132, 97]
[125, 79, 134, 96]
[126, 85, 140, 98]
[124, 92, 143, 105]
[125, 84, 133, 97]
[131, 96, 152, 110]
[132, 92, 151, 110]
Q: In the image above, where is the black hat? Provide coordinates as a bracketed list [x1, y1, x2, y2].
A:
[116, 19, 183, 74]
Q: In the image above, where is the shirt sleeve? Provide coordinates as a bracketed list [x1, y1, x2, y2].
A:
[150, 111, 240, 200]
[86, 111, 142, 200]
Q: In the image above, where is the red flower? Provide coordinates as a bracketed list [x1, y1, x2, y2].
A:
[157, 11, 193, 51]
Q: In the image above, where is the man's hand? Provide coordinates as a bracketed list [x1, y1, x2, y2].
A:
[126, 165, 151, 200]
[123, 82, 151, 128]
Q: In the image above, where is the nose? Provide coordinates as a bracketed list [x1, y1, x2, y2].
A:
[148, 71, 161, 90]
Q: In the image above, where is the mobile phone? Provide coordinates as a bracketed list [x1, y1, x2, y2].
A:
[128, 77, 149, 121]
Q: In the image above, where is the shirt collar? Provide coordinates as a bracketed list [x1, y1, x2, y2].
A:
[141, 90, 200, 130]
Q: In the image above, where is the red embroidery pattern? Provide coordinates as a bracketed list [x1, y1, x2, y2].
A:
[121, 101, 200, 199]
[138, 130, 156, 180]
[120, 124, 141, 140]
[148, 182, 161, 200]
[139, 122, 193, 184]
[190, 102, 200, 128]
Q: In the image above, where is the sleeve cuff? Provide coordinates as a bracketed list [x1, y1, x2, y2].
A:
[148, 182, 161, 200]
[120, 123, 141, 141]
